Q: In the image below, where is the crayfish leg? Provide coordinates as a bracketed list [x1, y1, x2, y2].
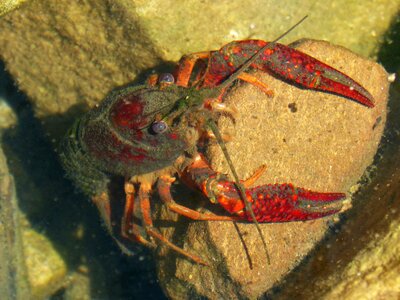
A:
[121, 182, 135, 236]
[175, 51, 211, 87]
[92, 189, 154, 254]
[120, 181, 155, 248]
[237, 72, 274, 97]
[242, 165, 267, 188]
[157, 176, 240, 221]
[137, 182, 209, 265]
[92, 192, 113, 232]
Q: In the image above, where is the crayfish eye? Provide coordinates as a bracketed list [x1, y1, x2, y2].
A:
[150, 120, 168, 134]
[158, 73, 175, 85]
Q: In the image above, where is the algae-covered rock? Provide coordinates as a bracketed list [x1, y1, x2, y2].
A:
[23, 227, 67, 299]
[0, 0, 28, 17]
[324, 219, 400, 299]
[155, 40, 389, 299]
[0, 146, 30, 299]
[0, 99, 16, 129]
[0, 0, 398, 129]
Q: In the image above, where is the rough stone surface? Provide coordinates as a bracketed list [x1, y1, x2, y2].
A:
[155, 40, 389, 299]
[0, 0, 28, 17]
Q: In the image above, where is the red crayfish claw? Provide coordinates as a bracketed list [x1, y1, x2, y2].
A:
[178, 154, 345, 223]
[174, 40, 375, 108]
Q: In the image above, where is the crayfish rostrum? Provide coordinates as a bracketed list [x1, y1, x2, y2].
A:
[60, 33, 374, 264]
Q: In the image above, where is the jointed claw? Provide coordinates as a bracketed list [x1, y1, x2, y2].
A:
[178, 154, 344, 223]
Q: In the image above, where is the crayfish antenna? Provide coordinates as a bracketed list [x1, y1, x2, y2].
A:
[207, 118, 271, 265]
[207, 15, 310, 265]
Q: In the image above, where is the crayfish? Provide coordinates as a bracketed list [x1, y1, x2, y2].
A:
[59, 18, 374, 265]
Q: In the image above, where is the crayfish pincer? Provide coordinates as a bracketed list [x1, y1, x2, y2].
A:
[60, 35, 380, 267]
